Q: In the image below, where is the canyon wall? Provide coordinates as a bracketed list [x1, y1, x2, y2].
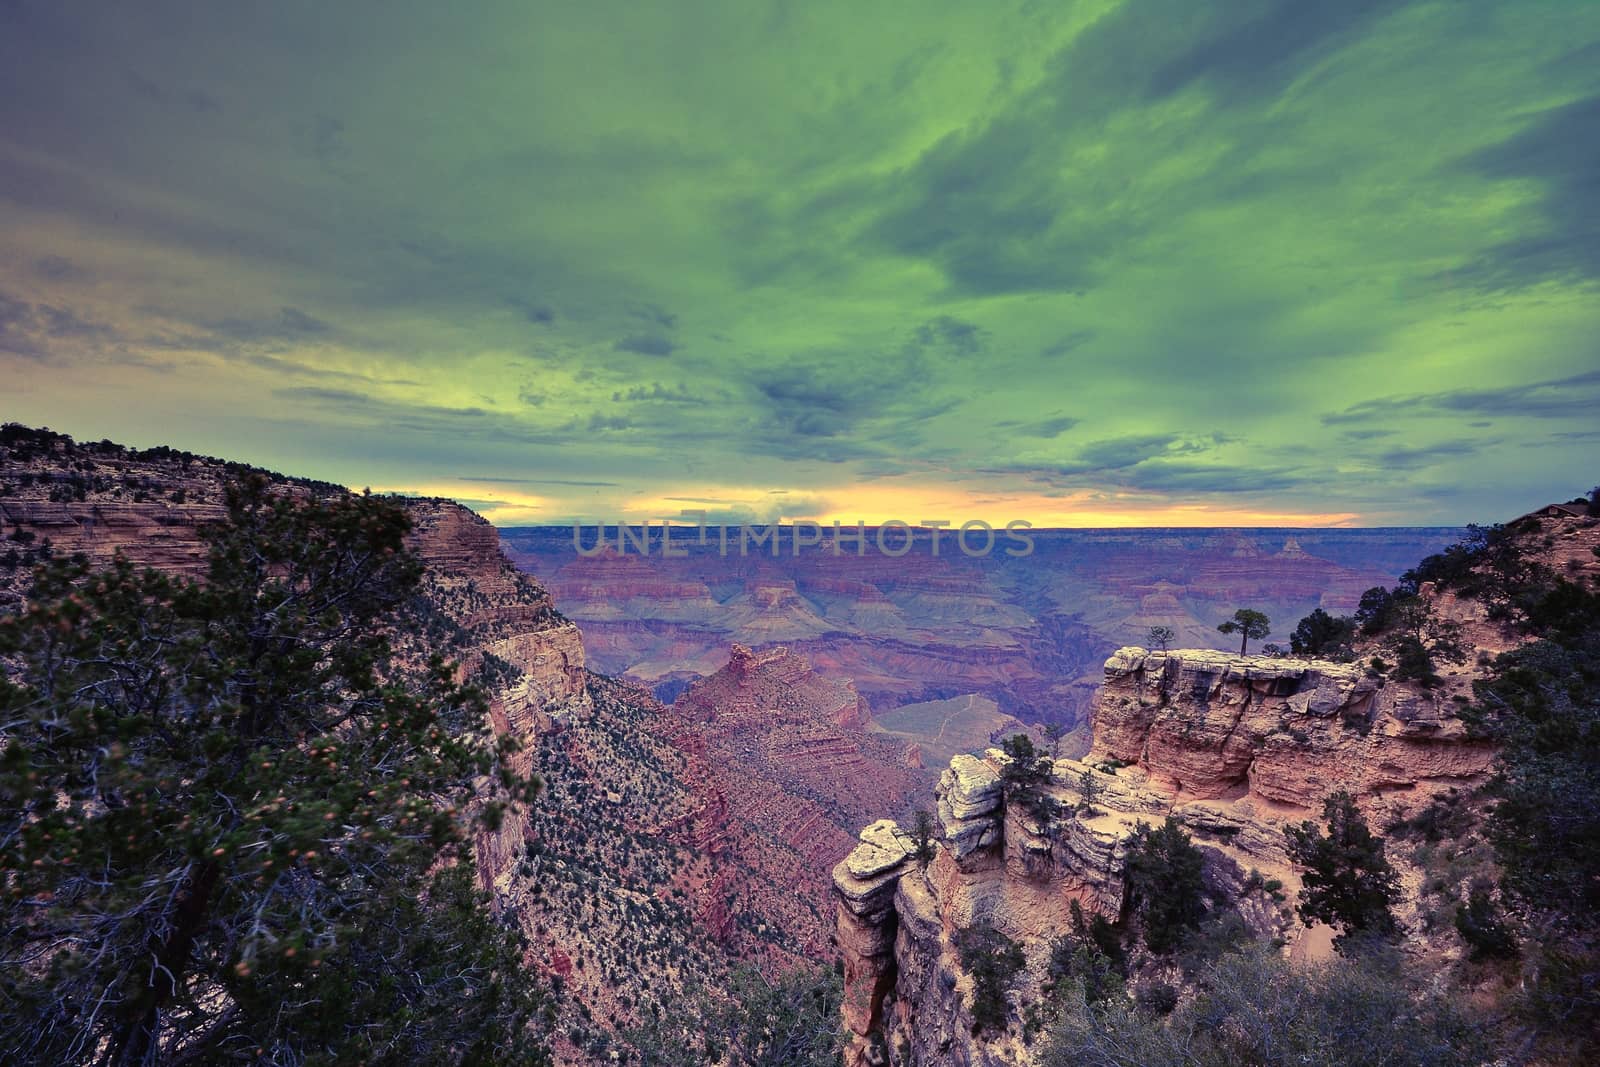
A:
[833, 647, 1499, 1066]
[0, 437, 725, 1063]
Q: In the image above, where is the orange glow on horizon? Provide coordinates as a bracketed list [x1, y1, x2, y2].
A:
[372, 478, 1364, 528]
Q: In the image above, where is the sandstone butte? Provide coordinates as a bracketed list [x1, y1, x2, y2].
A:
[831, 638, 1518, 1066]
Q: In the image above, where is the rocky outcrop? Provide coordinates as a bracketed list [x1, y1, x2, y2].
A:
[834, 647, 1500, 1066]
[936, 755, 1003, 864]
[1089, 648, 1495, 817]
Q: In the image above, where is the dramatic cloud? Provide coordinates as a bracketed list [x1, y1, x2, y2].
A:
[2, 0, 1596, 525]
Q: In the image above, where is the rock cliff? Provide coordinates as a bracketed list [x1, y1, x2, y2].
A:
[0, 430, 730, 1063]
[833, 647, 1499, 1066]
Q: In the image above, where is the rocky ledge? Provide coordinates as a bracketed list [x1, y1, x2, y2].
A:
[833, 647, 1499, 1066]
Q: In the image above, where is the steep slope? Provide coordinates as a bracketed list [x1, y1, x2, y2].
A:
[664, 644, 927, 964]
[0, 428, 728, 1063]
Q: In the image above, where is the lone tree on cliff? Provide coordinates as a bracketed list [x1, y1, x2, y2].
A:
[0, 476, 547, 1065]
[1218, 608, 1271, 655]
[1000, 733, 1058, 826]
[910, 808, 938, 869]
[1146, 625, 1176, 652]
[1285, 791, 1401, 951]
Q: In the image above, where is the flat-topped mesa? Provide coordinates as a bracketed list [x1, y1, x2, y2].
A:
[1088, 647, 1495, 813]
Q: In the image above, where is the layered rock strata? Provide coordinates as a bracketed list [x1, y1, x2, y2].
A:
[833, 647, 1500, 1066]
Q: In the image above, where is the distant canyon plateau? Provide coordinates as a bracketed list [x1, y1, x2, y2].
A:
[502, 526, 1461, 757]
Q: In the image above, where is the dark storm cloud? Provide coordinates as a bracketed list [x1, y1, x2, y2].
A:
[630, 303, 678, 329]
[509, 298, 555, 325]
[611, 383, 707, 404]
[0, 290, 116, 359]
[1448, 93, 1600, 291]
[0, 292, 46, 359]
[1070, 434, 1188, 472]
[1119, 462, 1308, 494]
[752, 370, 864, 438]
[124, 70, 220, 114]
[912, 315, 985, 354]
[1041, 331, 1095, 359]
[848, 0, 1401, 298]
[205, 307, 333, 345]
[614, 335, 677, 357]
[1006, 415, 1079, 438]
[459, 475, 619, 487]
[1147, 0, 1408, 102]
[1323, 368, 1600, 424]
[1376, 440, 1484, 470]
[33, 255, 88, 282]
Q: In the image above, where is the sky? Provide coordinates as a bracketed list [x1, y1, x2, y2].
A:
[2, 0, 1597, 527]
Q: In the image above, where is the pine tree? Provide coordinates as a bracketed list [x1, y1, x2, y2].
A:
[1123, 817, 1207, 954]
[0, 475, 547, 1064]
[1285, 791, 1401, 951]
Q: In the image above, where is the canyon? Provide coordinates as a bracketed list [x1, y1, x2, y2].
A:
[0, 429, 920, 1061]
[502, 525, 1462, 751]
[9, 426, 1568, 1065]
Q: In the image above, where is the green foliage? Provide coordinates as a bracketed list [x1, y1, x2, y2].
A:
[1474, 638, 1600, 915]
[1385, 789, 1475, 843]
[1442, 518, 1600, 926]
[1216, 608, 1270, 654]
[1285, 791, 1401, 951]
[1289, 607, 1356, 658]
[955, 924, 1026, 1035]
[999, 733, 1058, 826]
[1043, 903, 1126, 1009]
[1041, 948, 1485, 1067]
[1453, 886, 1518, 960]
[0, 476, 546, 1065]
[1077, 768, 1103, 816]
[626, 965, 843, 1066]
[1145, 625, 1175, 652]
[1512, 941, 1600, 1058]
[1351, 585, 1469, 687]
[1123, 817, 1207, 954]
[910, 808, 937, 869]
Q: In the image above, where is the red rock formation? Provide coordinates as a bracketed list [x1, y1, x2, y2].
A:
[497, 525, 1462, 738]
[834, 640, 1506, 1065]
[665, 644, 924, 963]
